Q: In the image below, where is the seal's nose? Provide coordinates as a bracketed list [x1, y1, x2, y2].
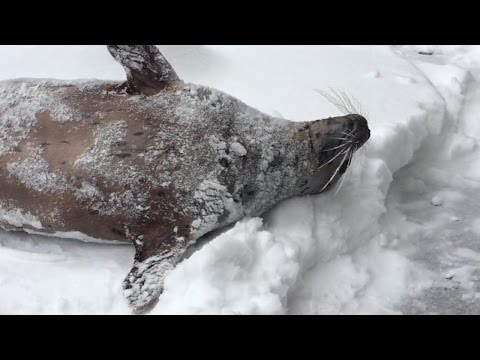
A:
[346, 114, 370, 146]
[356, 117, 370, 144]
[353, 115, 368, 131]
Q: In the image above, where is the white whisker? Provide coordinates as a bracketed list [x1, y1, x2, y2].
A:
[330, 137, 351, 141]
[333, 165, 347, 196]
[315, 88, 369, 118]
[318, 146, 350, 170]
[353, 144, 363, 167]
[320, 145, 351, 193]
[333, 146, 355, 196]
[322, 143, 348, 152]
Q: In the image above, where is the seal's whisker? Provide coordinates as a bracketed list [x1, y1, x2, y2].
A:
[341, 131, 355, 139]
[320, 145, 351, 193]
[333, 146, 354, 196]
[348, 145, 356, 169]
[315, 89, 350, 115]
[340, 131, 351, 137]
[318, 146, 350, 170]
[334, 172, 347, 196]
[315, 88, 369, 119]
[329, 88, 347, 110]
[334, 155, 350, 196]
[356, 146, 367, 169]
[330, 137, 352, 142]
[322, 143, 348, 152]
[332, 88, 358, 115]
[346, 146, 355, 169]
[353, 94, 368, 118]
[340, 90, 358, 114]
[353, 144, 364, 167]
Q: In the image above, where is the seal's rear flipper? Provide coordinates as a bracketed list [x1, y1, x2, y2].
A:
[123, 254, 175, 314]
[123, 233, 187, 314]
[107, 45, 180, 96]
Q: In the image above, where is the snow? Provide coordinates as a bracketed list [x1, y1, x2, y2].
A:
[0, 202, 43, 230]
[1, 45, 480, 314]
[229, 142, 247, 157]
[7, 150, 69, 194]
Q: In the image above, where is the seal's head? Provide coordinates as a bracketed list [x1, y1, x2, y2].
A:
[307, 113, 370, 193]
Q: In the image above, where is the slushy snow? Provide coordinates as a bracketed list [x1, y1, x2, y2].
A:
[0, 45, 479, 314]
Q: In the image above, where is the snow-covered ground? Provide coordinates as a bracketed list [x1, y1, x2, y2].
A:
[0, 45, 479, 315]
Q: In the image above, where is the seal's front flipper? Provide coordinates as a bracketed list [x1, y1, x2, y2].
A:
[123, 234, 187, 314]
[107, 45, 180, 96]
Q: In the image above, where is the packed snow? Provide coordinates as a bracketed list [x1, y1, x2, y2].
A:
[0, 45, 479, 314]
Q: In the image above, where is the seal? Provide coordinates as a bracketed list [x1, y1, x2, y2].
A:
[0, 45, 370, 313]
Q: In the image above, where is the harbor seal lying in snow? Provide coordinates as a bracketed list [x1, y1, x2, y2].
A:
[0, 45, 370, 313]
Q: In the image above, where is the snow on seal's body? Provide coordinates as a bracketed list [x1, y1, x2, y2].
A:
[0, 45, 370, 313]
